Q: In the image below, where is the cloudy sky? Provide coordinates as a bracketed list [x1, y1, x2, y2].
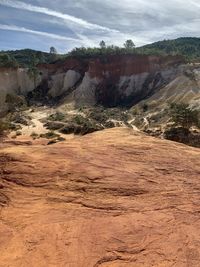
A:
[0, 0, 200, 53]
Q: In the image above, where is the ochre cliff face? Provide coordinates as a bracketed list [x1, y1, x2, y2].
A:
[0, 67, 41, 114]
[83, 55, 183, 107]
[38, 54, 183, 107]
[0, 55, 184, 112]
[88, 55, 183, 78]
[38, 57, 86, 76]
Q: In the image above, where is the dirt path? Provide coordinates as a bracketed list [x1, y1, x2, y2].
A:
[20, 108, 53, 136]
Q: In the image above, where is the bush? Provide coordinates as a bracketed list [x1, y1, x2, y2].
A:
[48, 112, 65, 121]
[142, 103, 149, 112]
[164, 127, 190, 142]
[60, 121, 103, 135]
[164, 126, 200, 148]
[0, 120, 10, 136]
[5, 94, 27, 112]
[10, 113, 31, 126]
[8, 123, 22, 131]
[30, 132, 39, 139]
[40, 131, 60, 139]
[0, 53, 18, 68]
[44, 121, 65, 131]
[16, 130, 22, 136]
[169, 103, 199, 129]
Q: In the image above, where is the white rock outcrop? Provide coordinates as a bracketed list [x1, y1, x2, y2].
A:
[48, 70, 81, 98]
[0, 68, 41, 113]
[118, 73, 149, 96]
[73, 72, 100, 106]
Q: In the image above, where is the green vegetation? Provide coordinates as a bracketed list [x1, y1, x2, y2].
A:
[2, 37, 200, 67]
[68, 39, 136, 58]
[47, 112, 65, 122]
[27, 55, 40, 88]
[0, 49, 49, 67]
[0, 119, 10, 136]
[99, 40, 106, 49]
[49, 46, 58, 62]
[137, 37, 200, 60]
[68, 37, 200, 60]
[16, 130, 22, 136]
[169, 103, 199, 129]
[0, 53, 18, 68]
[30, 131, 39, 139]
[40, 131, 60, 139]
[44, 107, 130, 136]
[6, 94, 27, 112]
[124, 39, 135, 50]
[50, 47, 57, 54]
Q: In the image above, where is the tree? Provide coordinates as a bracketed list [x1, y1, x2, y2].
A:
[50, 47, 57, 54]
[169, 103, 199, 129]
[99, 40, 106, 49]
[0, 53, 18, 68]
[49, 47, 58, 62]
[124, 39, 135, 50]
[27, 55, 39, 89]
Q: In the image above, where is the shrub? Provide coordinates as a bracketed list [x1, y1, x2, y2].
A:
[60, 121, 103, 135]
[30, 132, 39, 139]
[0, 53, 18, 68]
[169, 103, 199, 129]
[40, 131, 60, 139]
[73, 115, 87, 125]
[5, 94, 26, 112]
[16, 130, 22, 136]
[0, 119, 10, 136]
[8, 123, 22, 131]
[10, 113, 31, 126]
[44, 121, 65, 131]
[142, 103, 149, 112]
[47, 112, 65, 122]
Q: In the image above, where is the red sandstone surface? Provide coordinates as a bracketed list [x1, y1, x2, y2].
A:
[0, 128, 200, 267]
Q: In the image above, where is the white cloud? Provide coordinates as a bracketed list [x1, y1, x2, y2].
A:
[0, 24, 81, 42]
[0, 0, 118, 33]
[1, 0, 200, 51]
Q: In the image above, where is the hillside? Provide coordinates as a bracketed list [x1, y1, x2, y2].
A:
[138, 37, 200, 60]
[0, 128, 200, 266]
[0, 49, 59, 67]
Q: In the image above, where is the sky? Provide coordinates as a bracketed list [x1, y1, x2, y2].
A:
[0, 0, 200, 53]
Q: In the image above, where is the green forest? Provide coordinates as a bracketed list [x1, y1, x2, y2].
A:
[1, 37, 200, 67]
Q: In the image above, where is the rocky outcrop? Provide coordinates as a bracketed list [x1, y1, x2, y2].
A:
[0, 67, 41, 114]
[41, 54, 184, 107]
[0, 128, 200, 266]
[48, 70, 81, 98]
[0, 54, 185, 112]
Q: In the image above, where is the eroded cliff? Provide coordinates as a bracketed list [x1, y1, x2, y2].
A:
[0, 54, 185, 113]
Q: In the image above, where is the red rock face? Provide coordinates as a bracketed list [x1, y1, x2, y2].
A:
[36, 55, 184, 107]
[88, 55, 183, 79]
[39, 54, 183, 78]
[89, 55, 153, 79]
[38, 57, 87, 76]
[86, 55, 183, 107]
